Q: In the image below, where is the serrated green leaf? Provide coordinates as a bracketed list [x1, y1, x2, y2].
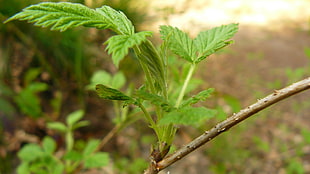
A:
[105, 31, 153, 67]
[83, 139, 100, 156]
[181, 88, 214, 107]
[66, 110, 84, 126]
[5, 2, 134, 35]
[160, 25, 196, 62]
[159, 107, 216, 125]
[84, 152, 109, 168]
[96, 84, 132, 101]
[42, 136, 56, 155]
[47, 122, 67, 133]
[63, 150, 83, 161]
[135, 89, 174, 112]
[18, 144, 43, 162]
[194, 23, 238, 62]
[96, 5, 134, 35]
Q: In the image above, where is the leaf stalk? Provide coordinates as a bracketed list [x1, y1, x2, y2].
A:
[175, 63, 196, 108]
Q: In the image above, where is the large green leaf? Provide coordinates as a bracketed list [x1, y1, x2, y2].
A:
[160, 25, 196, 62]
[4, 2, 134, 35]
[159, 107, 216, 125]
[96, 84, 132, 101]
[194, 23, 238, 62]
[105, 31, 153, 66]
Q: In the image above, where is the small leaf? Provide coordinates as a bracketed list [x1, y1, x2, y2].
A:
[135, 89, 174, 112]
[27, 82, 48, 92]
[42, 136, 56, 155]
[181, 88, 214, 107]
[96, 84, 132, 101]
[14, 83, 47, 118]
[111, 72, 126, 89]
[63, 150, 83, 161]
[72, 120, 90, 130]
[194, 23, 238, 62]
[160, 25, 196, 62]
[66, 110, 84, 126]
[24, 68, 42, 86]
[18, 144, 43, 162]
[159, 107, 216, 125]
[86, 70, 112, 90]
[47, 122, 67, 133]
[83, 139, 100, 156]
[84, 152, 109, 168]
[54, 164, 64, 174]
[17, 163, 29, 174]
[105, 31, 153, 67]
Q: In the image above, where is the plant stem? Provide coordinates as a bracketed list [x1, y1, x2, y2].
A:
[138, 103, 159, 135]
[175, 63, 196, 108]
[96, 125, 120, 151]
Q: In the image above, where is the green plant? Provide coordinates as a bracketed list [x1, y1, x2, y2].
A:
[18, 110, 109, 174]
[13, 68, 48, 118]
[4, 2, 310, 174]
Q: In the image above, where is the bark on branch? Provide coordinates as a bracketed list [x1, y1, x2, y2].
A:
[144, 77, 310, 174]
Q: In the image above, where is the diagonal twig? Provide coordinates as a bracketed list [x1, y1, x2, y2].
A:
[144, 77, 310, 174]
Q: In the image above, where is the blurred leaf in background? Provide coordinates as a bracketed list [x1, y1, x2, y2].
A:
[0, 0, 149, 173]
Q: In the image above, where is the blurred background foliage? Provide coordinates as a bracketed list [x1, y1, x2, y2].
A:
[0, 0, 149, 173]
[0, 0, 310, 173]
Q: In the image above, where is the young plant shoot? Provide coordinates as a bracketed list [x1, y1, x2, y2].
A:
[5, 2, 240, 172]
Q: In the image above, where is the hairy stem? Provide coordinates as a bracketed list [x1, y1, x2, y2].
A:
[175, 63, 196, 108]
[138, 103, 159, 136]
[144, 77, 310, 174]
